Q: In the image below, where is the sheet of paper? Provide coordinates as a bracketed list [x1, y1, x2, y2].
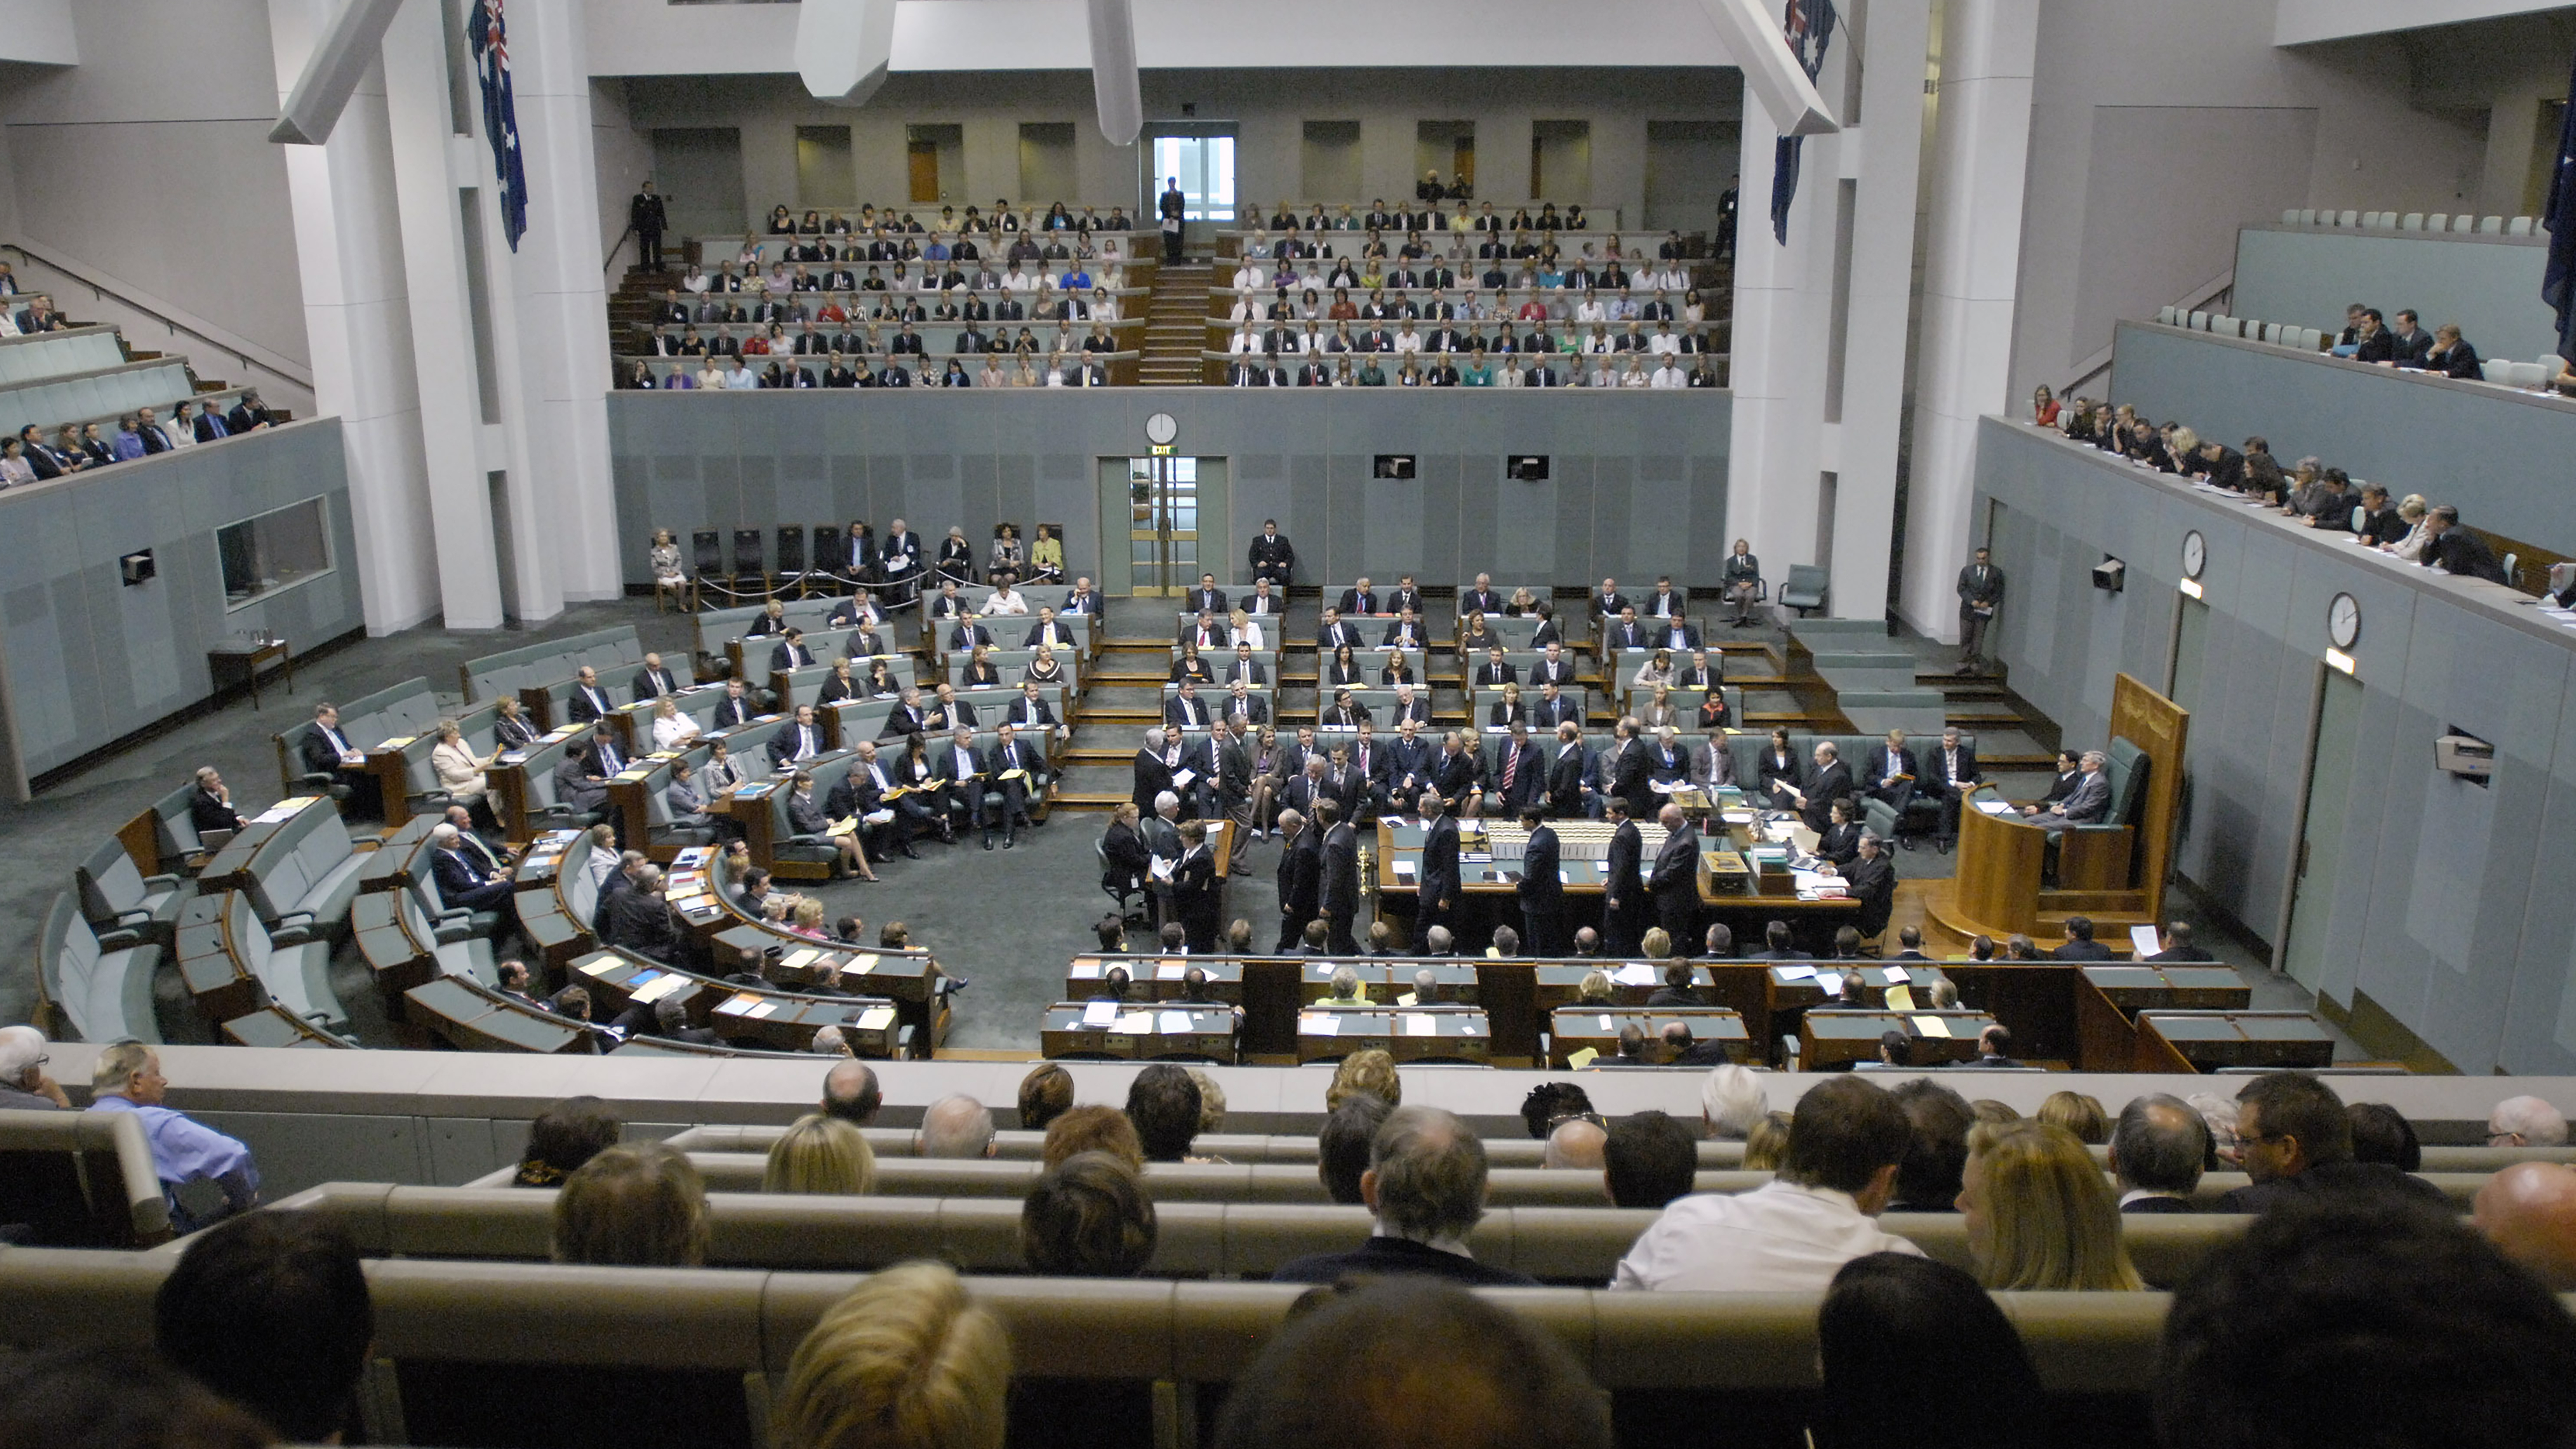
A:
[1300, 1013, 1340, 1036]
[579, 955, 621, 979]
[718, 990, 763, 1015]
[1159, 1010, 1196, 1033]
[1597, 1013, 1616, 1032]
[1149, 857, 1175, 881]
[1082, 1001, 1118, 1026]
[1402, 1013, 1438, 1037]
[1071, 960, 1101, 979]
[633, 972, 692, 1004]
[1774, 963, 1817, 981]
[855, 1006, 896, 1032]
[1818, 973, 1845, 997]
[1976, 799, 2015, 816]
[842, 953, 879, 977]
[1884, 985, 1916, 1012]
[743, 1000, 779, 1020]
[1881, 965, 1909, 984]
[1566, 1046, 1600, 1069]
[1913, 1015, 1953, 1038]
[1172, 768, 1197, 788]
[782, 949, 821, 970]
[2131, 925, 2163, 956]
[1396, 993, 1419, 1007]
[1614, 963, 1656, 986]
[1116, 1010, 1156, 1033]
[1157, 959, 1186, 980]
[1392, 860, 1418, 881]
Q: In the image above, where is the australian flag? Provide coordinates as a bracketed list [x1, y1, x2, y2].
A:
[468, 0, 530, 251]
[1770, 0, 1837, 246]
[2546, 46, 2576, 357]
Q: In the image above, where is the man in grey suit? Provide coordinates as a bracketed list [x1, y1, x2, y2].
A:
[1956, 547, 2004, 675]
[2029, 749, 2110, 832]
[1689, 733, 1735, 792]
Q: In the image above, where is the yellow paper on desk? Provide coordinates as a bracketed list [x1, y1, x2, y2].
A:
[1402, 1013, 1439, 1038]
[1567, 1046, 1600, 1069]
[781, 949, 822, 971]
[1912, 1015, 1952, 1038]
[842, 953, 880, 977]
[377, 735, 415, 749]
[578, 955, 620, 978]
[632, 973, 692, 1004]
[855, 1006, 897, 1032]
[718, 991, 763, 1015]
[616, 769, 652, 782]
[1884, 985, 1916, 1012]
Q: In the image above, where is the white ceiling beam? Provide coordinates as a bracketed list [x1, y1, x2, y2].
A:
[1692, 0, 1837, 136]
[268, 0, 408, 145]
[796, 0, 898, 106]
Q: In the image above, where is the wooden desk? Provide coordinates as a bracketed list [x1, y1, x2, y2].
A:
[1068, 955, 1245, 1003]
[1531, 962, 1684, 1011]
[1289, 958, 1479, 1006]
[1547, 1007, 1754, 1067]
[1799, 1009, 1996, 1069]
[208, 636, 293, 710]
[2080, 966, 2251, 1015]
[1295, 1005, 1491, 1064]
[405, 976, 595, 1054]
[1954, 799, 2046, 936]
[1040, 1002, 1243, 1062]
[708, 926, 936, 1013]
[2137, 1010, 2335, 1072]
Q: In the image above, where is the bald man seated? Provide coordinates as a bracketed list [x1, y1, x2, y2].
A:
[1544, 1116, 1607, 1172]
[2474, 1162, 2576, 1290]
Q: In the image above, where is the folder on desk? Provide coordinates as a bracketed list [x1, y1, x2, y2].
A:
[855, 1006, 896, 1032]
[782, 949, 822, 971]
[1884, 985, 1916, 1012]
[1567, 1047, 1600, 1069]
[1913, 1016, 1952, 1037]
[841, 954, 879, 977]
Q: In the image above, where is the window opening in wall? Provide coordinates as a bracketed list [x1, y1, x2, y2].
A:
[1153, 137, 1236, 221]
[219, 498, 334, 610]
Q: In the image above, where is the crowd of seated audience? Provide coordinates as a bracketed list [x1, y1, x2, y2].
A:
[2031, 387, 2515, 585]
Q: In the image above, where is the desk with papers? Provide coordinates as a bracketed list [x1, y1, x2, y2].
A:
[1039, 1002, 1244, 1062]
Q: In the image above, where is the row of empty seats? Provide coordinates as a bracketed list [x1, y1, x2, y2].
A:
[2280, 207, 2545, 236]
[2156, 303, 2570, 390]
[0, 358, 205, 443]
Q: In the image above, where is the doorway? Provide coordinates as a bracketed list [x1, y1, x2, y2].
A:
[1417, 121, 1474, 194]
[1147, 133, 1238, 222]
[2278, 665, 2362, 990]
[906, 123, 962, 204]
[1102, 456, 1229, 596]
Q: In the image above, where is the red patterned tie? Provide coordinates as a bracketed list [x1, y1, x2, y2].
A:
[1501, 748, 1518, 793]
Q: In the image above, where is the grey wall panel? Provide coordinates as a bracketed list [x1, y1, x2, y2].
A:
[1976, 415, 2576, 1073]
[0, 421, 358, 788]
[2111, 323, 2576, 557]
[2231, 227, 2559, 364]
[608, 393, 1731, 593]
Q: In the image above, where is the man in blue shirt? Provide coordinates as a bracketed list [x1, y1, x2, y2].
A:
[86, 1042, 260, 1232]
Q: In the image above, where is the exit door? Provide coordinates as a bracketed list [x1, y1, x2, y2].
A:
[2279, 666, 2363, 990]
[908, 141, 940, 203]
[1100, 456, 1228, 596]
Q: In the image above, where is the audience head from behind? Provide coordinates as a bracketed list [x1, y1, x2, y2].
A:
[1125, 1064, 1202, 1162]
[2155, 1196, 2576, 1449]
[153, 1210, 373, 1444]
[1812, 1254, 2045, 1449]
[822, 1060, 883, 1126]
[1188, 1069, 1227, 1134]
[1887, 1079, 1975, 1213]
[2347, 1102, 2422, 1172]
[2035, 1090, 2108, 1145]
[1700, 1063, 1769, 1140]
[775, 1261, 1012, 1449]
[767, 1113, 877, 1195]
[1957, 1120, 2140, 1291]
[1317, 1090, 1395, 1205]
[1017, 1062, 1075, 1131]
[2472, 1161, 2576, 1290]
[2110, 1093, 2210, 1209]
[918, 1094, 998, 1160]
[551, 1143, 709, 1267]
[1326, 1049, 1401, 1111]
[1520, 1080, 1595, 1139]
[1368, 1106, 1489, 1244]
[513, 1095, 624, 1187]
[1742, 1111, 1795, 1171]
[1213, 1277, 1611, 1449]
[1042, 1103, 1145, 1172]
[1606, 1110, 1700, 1210]
[1970, 1099, 2020, 1129]
[1545, 1116, 1608, 1171]
[1020, 1150, 1158, 1277]
[0, 1346, 279, 1449]
[2488, 1093, 2569, 1147]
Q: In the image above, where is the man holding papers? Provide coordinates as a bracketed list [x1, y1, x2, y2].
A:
[986, 723, 1040, 849]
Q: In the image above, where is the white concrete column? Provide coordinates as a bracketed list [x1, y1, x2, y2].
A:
[269, 0, 440, 635]
[1899, 0, 2038, 640]
[1827, 0, 1934, 619]
[1722, 67, 1837, 577]
[502, 0, 622, 606]
[379, 0, 508, 630]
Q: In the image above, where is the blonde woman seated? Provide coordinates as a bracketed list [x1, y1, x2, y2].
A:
[961, 644, 1002, 688]
[1228, 606, 1265, 650]
[764, 1113, 876, 1195]
[1504, 585, 1541, 616]
[1024, 646, 1067, 686]
[1637, 683, 1680, 732]
[1488, 681, 1526, 730]
[1631, 648, 1676, 691]
[2380, 493, 2433, 561]
[1956, 1120, 2142, 1291]
[429, 720, 495, 822]
[648, 528, 684, 587]
[1028, 523, 1065, 583]
[649, 695, 702, 752]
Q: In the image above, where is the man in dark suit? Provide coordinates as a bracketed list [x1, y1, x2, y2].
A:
[1513, 806, 1564, 956]
[1224, 645, 1268, 686]
[982, 724, 1042, 849]
[1530, 644, 1578, 689]
[2110, 1093, 2208, 1214]
[630, 653, 681, 700]
[2051, 915, 2115, 960]
[1607, 723, 1654, 822]
[1491, 726, 1544, 815]
[1317, 607, 1363, 652]
[1271, 1105, 1539, 1286]
[1386, 719, 1436, 805]
[878, 519, 924, 603]
[1660, 1020, 1733, 1067]
[1188, 574, 1228, 616]
[877, 687, 929, 742]
[565, 666, 616, 725]
[1416, 789, 1461, 955]
[769, 706, 827, 771]
[1956, 547, 2005, 675]
[1789, 740, 1854, 834]
[1545, 723, 1589, 819]
[2420, 504, 2509, 583]
[1132, 727, 1178, 815]
[2144, 922, 2213, 963]
[931, 726, 994, 847]
[1647, 804, 1700, 946]
[1604, 607, 1647, 653]
[1317, 799, 1361, 954]
[554, 729, 619, 815]
[768, 629, 817, 673]
[1163, 680, 1215, 732]
[299, 703, 382, 816]
[1169, 822, 1221, 952]
[1275, 807, 1320, 952]
[1861, 729, 1919, 825]
[1181, 610, 1230, 651]
[2214, 1072, 2447, 1215]
[1530, 680, 1580, 732]
[1472, 646, 1518, 690]
[1602, 798, 1644, 955]
[188, 767, 247, 839]
[1459, 573, 1503, 617]
[1925, 725, 1981, 853]
[429, 823, 515, 913]
[948, 618, 995, 653]
[1592, 578, 1631, 620]
[1248, 519, 1295, 585]
[2029, 749, 2110, 833]
[1337, 578, 1380, 617]
[708, 677, 757, 729]
[1841, 831, 1896, 943]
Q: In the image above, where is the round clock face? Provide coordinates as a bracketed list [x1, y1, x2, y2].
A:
[1145, 412, 1178, 446]
[2328, 592, 2360, 649]
[2181, 530, 2207, 579]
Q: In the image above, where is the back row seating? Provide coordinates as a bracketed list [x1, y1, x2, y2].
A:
[271, 674, 452, 802]
[0, 358, 194, 442]
[0, 325, 123, 387]
[0, 1107, 171, 1247]
[199, 794, 367, 944]
[461, 625, 647, 708]
[34, 893, 163, 1044]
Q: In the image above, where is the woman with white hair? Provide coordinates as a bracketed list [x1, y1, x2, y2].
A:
[649, 695, 701, 752]
[1701, 1063, 1768, 1140]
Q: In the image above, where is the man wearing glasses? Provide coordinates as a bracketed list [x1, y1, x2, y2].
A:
[0, 1025, 70, 1109]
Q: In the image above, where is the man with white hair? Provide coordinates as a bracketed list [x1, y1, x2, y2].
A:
[918, 1093, 997, 1158]
[429, 822, 515, 916]
[1701, 1063, 1767, 1140]
[809, 1024, 853, 1057]
[86, 1041, 259, 1230]
[0, 1024, 70, 1109]
[2473, 1162, 2576, 1289]
[2490, 1095, 2568, 1146]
